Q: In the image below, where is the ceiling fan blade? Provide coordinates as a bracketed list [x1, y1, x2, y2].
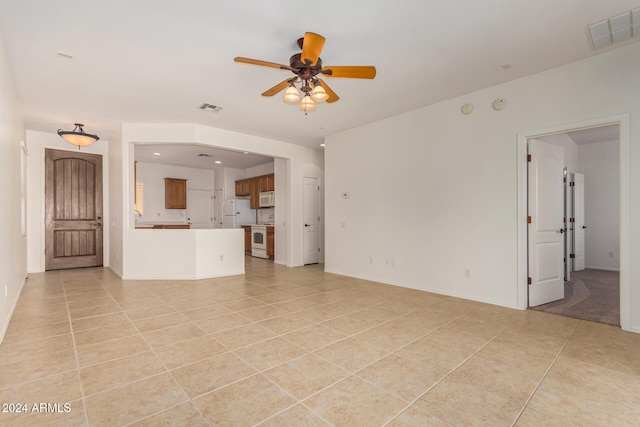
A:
[317, 79, 340, 103]
[321, 66, 376, 79]
[234, 57, 291, 71]
[301, 32, 325, 66]
[261, 79, 292, 97]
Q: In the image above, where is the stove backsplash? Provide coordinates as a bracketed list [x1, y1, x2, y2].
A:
[257, 207, 275, 225]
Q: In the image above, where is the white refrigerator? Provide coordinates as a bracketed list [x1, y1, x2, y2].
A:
[222, 198, 256, 228]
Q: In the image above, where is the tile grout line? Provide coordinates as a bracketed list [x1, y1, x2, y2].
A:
[509, 319, 583, 427]
[62, 272, 91, 427]
[98, 276, 214, 427]
[379, 323, 510, 427]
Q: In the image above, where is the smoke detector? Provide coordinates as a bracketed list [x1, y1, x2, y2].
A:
[199, 103, 223, 112]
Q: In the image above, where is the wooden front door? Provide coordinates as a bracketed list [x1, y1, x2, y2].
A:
[45, 149, 103, 270]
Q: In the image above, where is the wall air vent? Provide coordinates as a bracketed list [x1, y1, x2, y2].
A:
[587, 7, 640, 50]
[199, 103, 223, 113]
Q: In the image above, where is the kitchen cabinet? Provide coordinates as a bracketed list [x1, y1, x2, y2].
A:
[260, 174, 275, 192]
[242, 225, 252, 255]
[267, 226, 275, 260]
[235, 179, 251, 197]
[164, 178, 187, 209]
[235, 173, 275, 206]
[250, 179, 260, 209]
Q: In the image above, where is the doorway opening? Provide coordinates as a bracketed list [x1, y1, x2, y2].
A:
[517, 115, 630, 330]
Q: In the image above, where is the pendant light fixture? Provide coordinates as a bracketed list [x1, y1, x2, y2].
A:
[282, 79, 328, 115]
[57, 123, 99, 149]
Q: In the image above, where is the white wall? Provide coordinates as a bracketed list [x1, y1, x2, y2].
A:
[578, 139, 619, 271]
[245, 162, 274, 178]
[108, 128, 123, 277]
[222, 167, 245, 201]
[134, 162, 214, 224]
[124, 229, 244, 279]
[0, 34, 26, 343]
[26, 131, 110, 273]
[325, 42, 640, 331]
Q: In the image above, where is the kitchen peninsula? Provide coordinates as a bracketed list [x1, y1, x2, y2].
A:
[125, 227, 245, 280]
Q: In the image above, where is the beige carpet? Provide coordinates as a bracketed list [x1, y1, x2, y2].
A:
[531, 269, 620, 326]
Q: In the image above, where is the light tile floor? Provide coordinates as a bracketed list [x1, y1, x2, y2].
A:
[1, 257, 640, 426]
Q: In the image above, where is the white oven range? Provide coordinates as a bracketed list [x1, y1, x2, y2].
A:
[251, 225, 268, 259]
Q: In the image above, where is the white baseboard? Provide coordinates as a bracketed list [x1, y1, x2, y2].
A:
[0, 274, 28, 345]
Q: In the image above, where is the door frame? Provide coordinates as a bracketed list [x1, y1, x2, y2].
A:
[516, 114, 630, 330]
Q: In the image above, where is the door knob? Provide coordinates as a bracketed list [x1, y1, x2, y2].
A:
[582, 225, 587, 229]
[559, 229, 564, 233]
[95, 223, 102, 227]
[304, 224, 310, 227]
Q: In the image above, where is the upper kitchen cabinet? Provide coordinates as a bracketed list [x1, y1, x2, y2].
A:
[235, 173, 275, 203]
[164, 178, 187, 209]
[259, 174, 275, 192]
[235, 179, 251, 197]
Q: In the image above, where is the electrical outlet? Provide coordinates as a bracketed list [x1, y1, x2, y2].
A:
[219, 255, 224, 261]
[369, 256, 373, 264]
[609, 251, 614, 258]
[340, 221, 346, 228]
[464, 269, 470, 278]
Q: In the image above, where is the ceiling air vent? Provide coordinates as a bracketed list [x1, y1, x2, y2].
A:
[587, 7, 640, 50]
[197, 153, 212, 157]
[199, 103, 223, 113]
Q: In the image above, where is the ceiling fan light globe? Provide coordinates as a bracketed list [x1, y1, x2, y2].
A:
[299, 95, 316, 111]
[311, 85, 329, 103]
[283, 86, 301, 104]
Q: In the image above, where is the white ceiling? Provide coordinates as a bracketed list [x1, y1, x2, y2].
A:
[566, 125, 620, 145]
[1, 0, 639, 160]
[135, 144, 272, 170]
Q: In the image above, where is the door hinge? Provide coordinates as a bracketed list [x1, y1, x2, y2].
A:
[570, 218, 575, 223]
[527, 216, 532, 224]
[527, 277, 532, 285]
[570, 253, 575, 259]
[527, 154, 532, 162]
[570, 182, 575, 187]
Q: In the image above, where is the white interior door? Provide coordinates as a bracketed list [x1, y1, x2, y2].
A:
[528, 139, 565, 307]
[303, 177, 320, 265]
[187, 189, 213, 229]
[573, 172, 586, 271]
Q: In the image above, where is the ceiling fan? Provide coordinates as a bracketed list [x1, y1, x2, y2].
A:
[234, 32, 376, 113]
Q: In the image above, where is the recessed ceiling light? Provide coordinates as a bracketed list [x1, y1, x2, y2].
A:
[153, 152, 160, 156]
[243, 151, 249, 154]
[214, 160, 222, 164]
[57, 51, 73, 59]
[320, 143, 326, 147]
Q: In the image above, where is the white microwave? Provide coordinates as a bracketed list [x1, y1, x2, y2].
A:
[259, 191, 275, 208]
